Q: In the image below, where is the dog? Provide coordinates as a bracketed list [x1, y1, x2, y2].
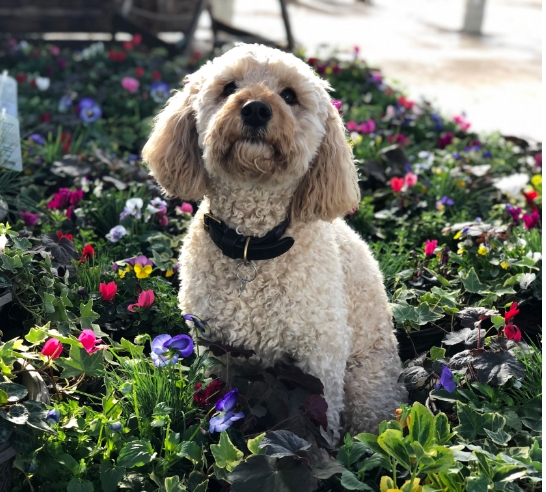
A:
[142, 44, 407, 436]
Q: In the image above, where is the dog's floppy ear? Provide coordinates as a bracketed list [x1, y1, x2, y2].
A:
[142, 79, 206, 200]
[290, 102, 360, 222]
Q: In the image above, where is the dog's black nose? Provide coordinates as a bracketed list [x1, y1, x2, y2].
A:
[241, 100, 272, 127]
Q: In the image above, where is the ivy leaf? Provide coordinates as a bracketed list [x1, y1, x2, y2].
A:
[247, 433, 266, 455]
[0, 419, 13, 444]
[57, 345, 85, 378]
[454, 402, 483, 441]
[434, 413, 452, 445]
[229, 455, 311, 492]
[117, 440, 154, 468]
[258, 430, 311, 458]
[211, 431, 244, 472]
[99, 461, 126, 492]
[67, 478, 94, 492]
[391, 303, 417, 324]
[80, 299, 99, 329]
[461, 268, 487, 293]
[0, 382, 28, 402]
[176, 441, 202, 464]
[430, 346, 446, 361]
[25, 326, 49, 344]
[0, 403, 29, 425]
[80, 349, 104, 377]
[484, 427, 511, 446]
[414, 304, 444, 325]
[466, 475, 491, 492]
[492, 465, 528, 482]
[418, 446, 454, 474]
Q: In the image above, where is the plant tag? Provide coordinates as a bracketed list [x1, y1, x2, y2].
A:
[0, 110, 23, 172]
[0, 71, 17, 118]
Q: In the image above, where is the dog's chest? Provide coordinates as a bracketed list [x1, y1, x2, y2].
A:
[179, 220, 347, 359]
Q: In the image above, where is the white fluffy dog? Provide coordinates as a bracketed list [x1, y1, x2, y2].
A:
[142, 44, 407, 436]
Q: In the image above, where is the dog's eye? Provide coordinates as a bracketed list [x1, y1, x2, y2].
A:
[222, 82, 238, 98]
[280, 88, 297, 105]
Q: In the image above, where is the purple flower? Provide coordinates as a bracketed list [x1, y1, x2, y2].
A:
[150, 82, 170, 103]
[483, 150, 492, 158]
[209, 389, 244, 433]
[435, 365, 456, 393]
[452, 152, 461, 160]
[209, 410, 245, 433]
[45, 408, 60, 424]
[184, 314, 212, 338]
[431, 113, 443, 131]
[111, 263, 119, 271]
[20, 211, 40, 226]
[78, 98, 102, 123]
[110, 422, 122, 431]
[28, 134, 45, 146]
[150, 334, 194, 367]
[58, 95, 73, 113]
[331, 99, 342, 111]
[125, 255, 153, 268]
[404, 162, 412, 173]
[439, 196, 454, 206]
[506, 205, 522, 224]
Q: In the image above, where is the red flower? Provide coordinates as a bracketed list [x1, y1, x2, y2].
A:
[99, 282, 117, 302]
[79, 244, 95, 263]
[503, 324, 522, 342]
[504, 302, 519, 323]
[40, 112, 52, 123]
[135, 67, 145, 78]
[397, 96, 414, 110]
[523, 190, 538, 203]
[307, 57, 318, 66]
[60, 133, 72, 154]
[194, 380, 225, 408]
[108, 50, 127, 62]
[16, 73, 27, 83]
[133, 33, 142, 46]
[390, 177, 404, 193]
[123, 41, 133, 51]
[388, 134, 410, 146]
[41, 338, 63, 359]
[56, 231, 73, 242]
[424, 239, 438, 256]
[152, 70, 162, 81]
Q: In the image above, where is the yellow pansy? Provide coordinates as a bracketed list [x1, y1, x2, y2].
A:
[325, 66, 333, 75]
[531, 174, 542, 188]
[118, 269, 126, 279]
[500, 261, 510, 269]
[125, 265, 132, 272]
[380, 477, 422, 492]
[165, 269, 174, 277]
[456, 179, 466, 188]
[478, 244, 490, 256]
[457, 248, 465, 254]
[453, 230, 462, 240]
[134, 264, 152, 279]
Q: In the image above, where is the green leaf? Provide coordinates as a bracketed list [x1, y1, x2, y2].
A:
[466, 475, 491, 492]
[117, 440, 154, 468]
[311, 460, 347, 479]
[512, 257, 537, 268]
[474, 451, 494, 480]
[100, 461, 125, 492]
[0, 419, 13, 444]
[530, 440, 541, 463]
[163, 476, 186, 492]
[424, 268, 451, 287]
[454, 402, 482, 441]
[26, 416, 56, 434]
[43, 292, 56, 314]
[258, 430, 311, 458]
[377, 429, 412, 470]
[211, 431, 244, 472]
[176, 441, 202, 464]
[0, 390, 7, 406]
[80, 299, 99, 329]
[67, 478, 94, 492]
[25, 327, 49, 344]
[0, 382, 27, 402]
[414, 304, 444, 325]
[0, 403, 29, 425]
[340, 471, 372, 490]
[462, 268, 487, 293]
[434, 413, 452, 445]
[57, 345, 84, 378]
[492, 465, 528, 482]
[429, 346, 446, 361]
[56, 453, 81, 475]
[408, 402, 435, 449]
[418, 446, 454, 474]
[391, 303, 417, 324]
[355, 433, 384, 455]
[247, 433, 266, 455]
[80, 349, 104, 377]
[12, 237, 31, 251]
[484, 428, 511, 446]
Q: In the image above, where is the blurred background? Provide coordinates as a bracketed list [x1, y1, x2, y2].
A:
[1, 0, 542, 140]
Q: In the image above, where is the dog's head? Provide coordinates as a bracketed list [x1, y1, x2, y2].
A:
[142, 44, 359, 221]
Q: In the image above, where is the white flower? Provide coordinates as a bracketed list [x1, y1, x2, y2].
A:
[120, 197, 143, 220]
[0, 234, 7, 254]
[518, 273, 536, 290]
[106, 225, 130, 243]
[517, 238, 527, 247]
[35, 77, 50, 91]
[493, 173, 529, 197]
[526, 251, 542, 262]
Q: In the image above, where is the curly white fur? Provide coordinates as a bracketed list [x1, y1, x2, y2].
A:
[142, 44, 407, 437]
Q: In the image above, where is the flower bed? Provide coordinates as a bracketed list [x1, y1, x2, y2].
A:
[0, 39, 542, 492]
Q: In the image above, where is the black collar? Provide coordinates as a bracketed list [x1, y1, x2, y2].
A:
[204, 212, 295, 261]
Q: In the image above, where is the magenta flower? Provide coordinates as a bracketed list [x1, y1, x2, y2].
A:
[404, 172, 418, 188]
[357, 120, 376, 134]
[522, 209, 540, 230]
[20, 211, 40, 226]
[438, 132, 454, 149]
[121, 77, 140, 93]
[128, 290, 155, 312]
[424, 239, 438, 256]
[331, 99, 342, 111]
[78, 329, 105, 354]
[346, 121, 358, 132]
[506, 205, 522, 224]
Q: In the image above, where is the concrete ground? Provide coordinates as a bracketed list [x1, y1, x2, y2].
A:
[194, 0, 542, 142]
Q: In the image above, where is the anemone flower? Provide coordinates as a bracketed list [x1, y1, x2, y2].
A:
[150, 334, 194, 366]
[424, 239, 438, 256]
[41, 338, 63, 359]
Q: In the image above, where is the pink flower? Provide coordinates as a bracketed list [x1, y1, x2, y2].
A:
[453, 115, 471, 132]
[20, 211, 40, 226]
[388, 134, 409, 146]
[404, 172, 418, 188]
[78, 329, 104, 354]
[424, 239, 438, 256]
[41, 338, 63, 359]
[128, 290, 155, 312]
[50, 45, 60, 56]
[397, 96, 414, 110]
[346, 121, 358, 132]
[70, 189, 83, 206]
[522, 209, 540, 229]
[503, 324, 522, 342]
[121, 77, 140, 93]
[371, 72, 382, 83]
[390, 177, 404, 193]
[180, 202, 193, 214]
[438, 132, 454, 149]
[159, 215, 169, 226]
[534, 152, 542, 167]
[331, 100, 342, 112]
[357, 120, 376, 134]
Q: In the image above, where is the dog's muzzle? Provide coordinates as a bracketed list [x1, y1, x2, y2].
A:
[241, 100, 272, 128]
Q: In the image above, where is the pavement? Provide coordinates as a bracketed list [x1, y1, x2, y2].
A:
[193, 0, 542, 142]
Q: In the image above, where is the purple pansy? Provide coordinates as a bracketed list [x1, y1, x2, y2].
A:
[183, 313, 212, 338]
[483, 150, 492, 158]
[150, 82, 170, 103]
[209, 389, 244, 433]
[150, 334, 194, 367]
[45, 408, 60, 424]
[125, 255, 153, 268]
[435, 365, 456, 393]
[438, 196, 454, 206]
[28, 134, 45, 146]
[78, 98, 102, 123]
[431, 113, 443, 131]
[110, 422, 122, 431]
[20, 211, 40, 226]
[506, 205, 522, 224]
